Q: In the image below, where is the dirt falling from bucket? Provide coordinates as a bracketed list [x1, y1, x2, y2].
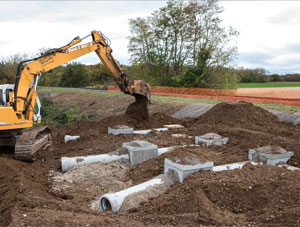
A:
[125, 95, 149, 121]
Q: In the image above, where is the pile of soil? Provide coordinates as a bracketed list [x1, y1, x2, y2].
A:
[187, 101, 280, 129]
[125, 95, 149, 121]
[132, 163, 300, 226]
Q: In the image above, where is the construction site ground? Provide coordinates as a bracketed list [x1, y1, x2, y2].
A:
[1, 90, 300, 226]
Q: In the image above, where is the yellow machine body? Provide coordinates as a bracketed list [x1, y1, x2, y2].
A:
[0, 30, 151, 133]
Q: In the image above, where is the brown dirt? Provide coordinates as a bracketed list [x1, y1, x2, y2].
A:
[125, 95, 149, 121]
[187, 101, 279, 128]
[1, 95, 300, 226]
[132, 163, 300, 226]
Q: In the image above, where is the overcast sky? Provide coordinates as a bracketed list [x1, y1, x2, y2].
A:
[1, 1, 300, 75]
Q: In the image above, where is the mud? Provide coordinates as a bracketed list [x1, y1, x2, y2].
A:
[125, 95, 149, 121]
[1, 100, 300, 226]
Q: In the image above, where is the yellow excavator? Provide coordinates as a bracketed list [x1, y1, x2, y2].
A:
[0, 30, 151, 161]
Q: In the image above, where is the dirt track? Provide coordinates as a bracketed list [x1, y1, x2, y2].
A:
[1, 92, 300, 226]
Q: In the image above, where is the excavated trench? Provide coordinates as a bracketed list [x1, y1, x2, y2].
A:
[1, 101, 300, 226]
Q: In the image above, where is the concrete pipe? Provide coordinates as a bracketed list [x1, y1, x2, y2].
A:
[99, 178, 163, 213]
[64, 135, 80, 143]
[61, 146, 178, 172]
[61, 154, 129, 172]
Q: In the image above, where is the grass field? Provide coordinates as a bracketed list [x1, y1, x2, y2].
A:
[238, 82, 300, 88]
[39, 87, 300, 113]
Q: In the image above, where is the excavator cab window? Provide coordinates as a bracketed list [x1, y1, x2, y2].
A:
[5, 89, 12, 104]
[0, 89, 3, 106]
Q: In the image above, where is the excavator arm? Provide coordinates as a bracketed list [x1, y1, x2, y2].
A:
[0, 30, 151, 161]
[13, 30, 151, 125]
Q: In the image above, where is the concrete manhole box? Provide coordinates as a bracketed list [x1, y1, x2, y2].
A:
[108, 125, 134, 135]
[164, 158, 213, 183]
[122, 140, 158, 166]
[248, 146, 294, 166]
[195, 133, 228, 147]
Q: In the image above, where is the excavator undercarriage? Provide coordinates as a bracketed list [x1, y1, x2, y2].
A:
[15, 126, 51, 161]
[0, 126, 51, 161]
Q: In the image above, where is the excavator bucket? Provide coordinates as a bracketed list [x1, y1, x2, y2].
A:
[129, 80, 151, 103]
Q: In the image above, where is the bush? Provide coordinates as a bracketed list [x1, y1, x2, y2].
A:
[40, 98, 89, 128]
[59, 62, 89, 87]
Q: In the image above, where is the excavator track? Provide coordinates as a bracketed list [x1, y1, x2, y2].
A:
[0, 130, 22, 147]
[15, 126, 51, 161]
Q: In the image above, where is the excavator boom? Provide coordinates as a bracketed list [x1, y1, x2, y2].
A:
[0, 30, 151, 161]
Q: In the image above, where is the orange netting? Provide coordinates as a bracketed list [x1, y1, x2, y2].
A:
[107, 85, 300, 107]
[108, 85, 237, 96]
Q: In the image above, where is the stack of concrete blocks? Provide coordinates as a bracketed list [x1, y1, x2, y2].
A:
[108, 125, 134, 135]
[121, 140, 158, 166]
[195, 133, 228, 147]
[164, 158, 213, 183]
[248, 146, 294, 166]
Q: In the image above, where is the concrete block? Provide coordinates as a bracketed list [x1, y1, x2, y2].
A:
[171, 134, 187, 138]
[163, 124, 184, 129]
[108, 125, 134, 135]
[248, 146, 294, 166]
[64, 135, 80, 143]
[133, 129, 151, 135]
[154, 128, 169, 132]
[164, 158, 213, 183]
[122, 140, 158, 166]
[195, 133, 228, 147]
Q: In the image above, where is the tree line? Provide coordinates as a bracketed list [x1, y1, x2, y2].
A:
[236, 67, 300, 83]
[0, 55, 113, 88]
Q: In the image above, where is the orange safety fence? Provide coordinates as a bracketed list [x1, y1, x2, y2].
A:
[108, 85, 300, 107]
[108, 85, 237, 96]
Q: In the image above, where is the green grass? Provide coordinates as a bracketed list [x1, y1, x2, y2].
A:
[151, 95, 221, 105]
[38, 87, 124, 97]
[238, 82, 300, 88]
[38, 87, 300, 113]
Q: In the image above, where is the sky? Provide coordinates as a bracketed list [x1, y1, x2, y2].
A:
[0, 1, 300, 75]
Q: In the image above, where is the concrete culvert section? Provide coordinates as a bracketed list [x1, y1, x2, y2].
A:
[99, 171, 179, 214]
[108, 125, 134, 135]
[99, 177, 164, 213]
[64, 135, 80, 143]
[61, 146, 178, 172]
[61, 153, 129, 172]
[122, 140, 158, 166]
[248, 146, 294, 165]
[195, 133, 228, 147]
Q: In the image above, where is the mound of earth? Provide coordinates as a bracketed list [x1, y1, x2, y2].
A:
[131, 163, 300, 226]
[188, 101, 280, 128]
